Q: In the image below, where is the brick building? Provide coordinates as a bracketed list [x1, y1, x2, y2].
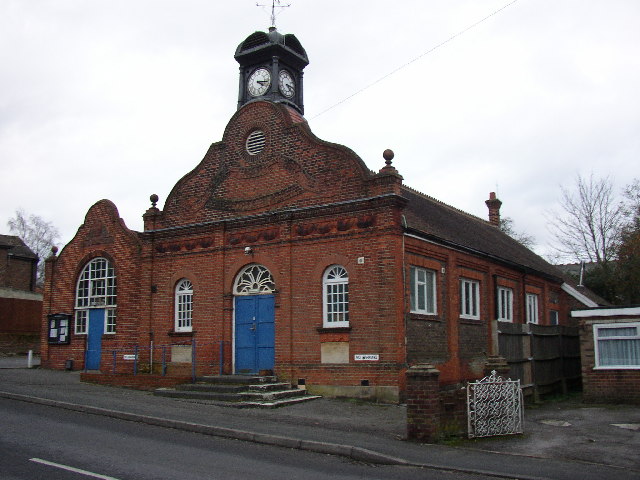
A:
[1, 235, 41, 352]
[41, 27, 592, 401]
[574, 306, 640, 404]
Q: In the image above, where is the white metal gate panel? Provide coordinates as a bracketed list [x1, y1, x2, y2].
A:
[467, 370, 523, 438]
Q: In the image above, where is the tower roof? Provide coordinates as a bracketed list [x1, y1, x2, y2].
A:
[235, 27, 309, 68]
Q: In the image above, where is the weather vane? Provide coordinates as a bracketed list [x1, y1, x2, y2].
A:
[256, 0, 290, 28]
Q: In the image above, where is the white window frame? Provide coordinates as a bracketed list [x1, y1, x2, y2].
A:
[497, 287, 513, 322]
[460, 278, 480, 320]
[234, 264, 275, 295]
[174, 279, 193, 332]
[323, 265, 349, 328]
[75, 310, 88, 335]
[593, 322, 640, 369]
[74, 257, 117, 335]
[105, 308, 116, 334]
[410, 266, 437, 315]
[526, 293, 539, 324]
[549, 310, 559, 326]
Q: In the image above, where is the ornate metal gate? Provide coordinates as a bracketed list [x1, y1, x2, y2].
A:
[467, 370, 524, 438]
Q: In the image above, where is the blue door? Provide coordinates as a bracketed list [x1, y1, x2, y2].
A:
[235, 295, 275, 374]
[86, 309, 105, 370]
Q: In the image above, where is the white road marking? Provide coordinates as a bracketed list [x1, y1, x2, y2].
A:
[611, 423, 640, 431]
[30, 458, 123, 480]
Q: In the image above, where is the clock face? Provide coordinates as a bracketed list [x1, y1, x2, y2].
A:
[278, 70, 295, 98]
[247, 68, 271, 97]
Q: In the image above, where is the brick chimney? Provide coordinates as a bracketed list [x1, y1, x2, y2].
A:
[485, 192, 502, 227]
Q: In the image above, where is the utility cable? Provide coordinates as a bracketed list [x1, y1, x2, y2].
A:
[311, 0, 520, 120]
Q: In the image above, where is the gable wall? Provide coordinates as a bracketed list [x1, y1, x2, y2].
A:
[41, 201, 143, 370]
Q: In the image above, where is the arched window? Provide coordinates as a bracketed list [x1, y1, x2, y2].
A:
[75, 257, 117, 334]
[234, 264, 275, 295]
[323, 265, 349, 328]
[175, 279, 193, 332]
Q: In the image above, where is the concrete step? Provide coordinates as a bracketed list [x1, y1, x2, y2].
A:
[241, 388, 308, 401]
[175, 383, 247, 393]
[195, 375, 278, 385]
[153, 374, 320, 408]
[154, 387, 321, 408]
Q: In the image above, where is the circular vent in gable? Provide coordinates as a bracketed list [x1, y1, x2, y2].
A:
[245, 130, 266, 155]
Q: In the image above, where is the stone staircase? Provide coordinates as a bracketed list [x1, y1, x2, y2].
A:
[153, 375, 320, 408]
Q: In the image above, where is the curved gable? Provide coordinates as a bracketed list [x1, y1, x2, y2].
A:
[159, 101, 377, 229]
[60, 200, 140, 259]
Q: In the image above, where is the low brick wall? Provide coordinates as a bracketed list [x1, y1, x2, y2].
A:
[406, 364, 467, 441]
[582, 369, 640, 404]
[80, 373, 192, 391]
[0, 333, 40, 355]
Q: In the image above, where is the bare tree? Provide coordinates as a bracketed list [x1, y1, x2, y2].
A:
[623, 179, 640, 227]
[7, 208, 60, 285]
[547, 174, 626, 264]
[616, 179, 640, 303]
[499, 216, 535, 249]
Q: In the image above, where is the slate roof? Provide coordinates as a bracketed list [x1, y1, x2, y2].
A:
[0, 234, 38, 259]
[401, 186, 563, 281]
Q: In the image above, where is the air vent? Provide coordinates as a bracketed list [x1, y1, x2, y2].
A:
[246, 130, 266, 155]
[284, 34, 307, 57]
[241, 32, 269, 51]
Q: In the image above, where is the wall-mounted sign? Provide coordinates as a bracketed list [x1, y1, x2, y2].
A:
[354, 354, 379, 361]
[47, 313, 71, 345]
[123, 354, 137, 361]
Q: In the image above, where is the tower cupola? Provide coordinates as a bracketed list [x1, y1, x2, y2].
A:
[235, 27, 309, 114]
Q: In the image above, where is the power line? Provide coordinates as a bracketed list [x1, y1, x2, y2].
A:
[311, 0, 520, 120]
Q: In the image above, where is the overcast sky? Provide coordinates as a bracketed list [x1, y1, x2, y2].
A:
[1, 0, 638, 261]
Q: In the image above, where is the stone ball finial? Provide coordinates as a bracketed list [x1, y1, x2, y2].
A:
[150, 194, 159, 207]
[51, 245, 58, 255]
[383, 149, 394, 166]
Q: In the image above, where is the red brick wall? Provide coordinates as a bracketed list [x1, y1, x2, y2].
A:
[404, 236, 568, 386]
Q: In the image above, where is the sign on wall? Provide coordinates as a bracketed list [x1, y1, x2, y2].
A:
[47, 313, 71, 345]
[354, 354, 379, 361]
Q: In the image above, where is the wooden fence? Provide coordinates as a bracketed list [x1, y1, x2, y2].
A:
[498, 323, 581, 400]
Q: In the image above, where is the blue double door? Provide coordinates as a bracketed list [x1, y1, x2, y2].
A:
[235, 295, 275, 374]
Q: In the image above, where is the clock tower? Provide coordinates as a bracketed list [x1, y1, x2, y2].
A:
[235, 27, 309, 115]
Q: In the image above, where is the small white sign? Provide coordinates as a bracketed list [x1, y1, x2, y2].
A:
[354, 354, 379, 361]
[123, 354, 137, 361]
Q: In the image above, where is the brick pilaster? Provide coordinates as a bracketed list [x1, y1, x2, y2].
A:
[406, 364, 441, 442]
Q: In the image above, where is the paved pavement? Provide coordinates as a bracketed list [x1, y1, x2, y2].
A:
[0, 356, 639, 480]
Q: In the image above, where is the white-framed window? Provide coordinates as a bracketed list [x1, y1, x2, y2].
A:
[234, 264, 276, 295]
[410, 266, 437, 315]
[175, 279, 193, 332]
[594, 322, 640, 369]
[106, 309, 117, 334]
[497, 287, 513, 322]
[549, 310, 559, 326]
[75, 310, 88, 335]
[75, 257, 117, 308]
[526, 293, 539, 324]
[323, 265, 349, 328]
[460, 278, 480, 320]
[75, 257, 117, 335]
